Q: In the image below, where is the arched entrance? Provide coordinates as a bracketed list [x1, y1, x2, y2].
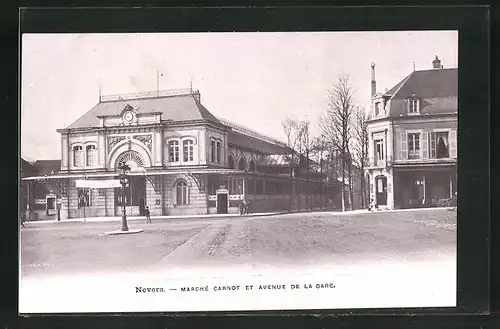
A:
[114, 150, 147, 216]
[375, 175, 388, 206]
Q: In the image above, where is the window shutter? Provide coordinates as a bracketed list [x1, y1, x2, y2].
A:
[449, 130, 457, 158]
[430, 132, 436, 158]
[422, 132, 429, 159]
[400, 133, 407, 160]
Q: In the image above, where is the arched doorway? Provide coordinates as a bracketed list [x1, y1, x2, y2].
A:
[375, 175, 388, 206]
[114, 150, 147, 215]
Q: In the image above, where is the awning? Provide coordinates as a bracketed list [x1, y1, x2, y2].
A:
[21, 168, 332, 184]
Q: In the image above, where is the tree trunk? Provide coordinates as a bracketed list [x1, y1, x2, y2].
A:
[348, 155, 354, 211]
[341, 150, 346, 212]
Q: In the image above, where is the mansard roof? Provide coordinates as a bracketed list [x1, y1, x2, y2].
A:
[65, 89, 221, 130]
[381, 67, 458, 118]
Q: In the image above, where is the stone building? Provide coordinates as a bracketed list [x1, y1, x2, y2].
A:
[366, 56, 457, 209]
[22, 88, 340, 220]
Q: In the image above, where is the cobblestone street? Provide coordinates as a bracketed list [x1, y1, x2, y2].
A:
[21, 208, 456, 278]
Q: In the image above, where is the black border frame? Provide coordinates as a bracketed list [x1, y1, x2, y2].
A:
[7, 5, 490, 328]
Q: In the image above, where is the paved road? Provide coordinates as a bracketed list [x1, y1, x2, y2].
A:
[20, 209, 456, 278]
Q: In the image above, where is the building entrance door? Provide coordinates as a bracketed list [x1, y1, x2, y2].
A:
[216, 188, 229, 214]
[375, 175, 388, 206]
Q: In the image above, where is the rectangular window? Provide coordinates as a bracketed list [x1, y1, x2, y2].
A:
[86, 145, 97, 166]
[408, 99, 419, 113]
[375, 139, 384, 161]
[73, 146, 83, 167]
[210, 141, 216, 162]
[168, 141, 180, 162]
[183, 140, 194, 162]
[216, 141, 221, 163]
[407, 133, 421, 159]
[430, 131, 450, 159]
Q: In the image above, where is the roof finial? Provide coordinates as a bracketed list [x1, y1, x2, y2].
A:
[98, 84, 102, 102]
[413, 61, 415, 72]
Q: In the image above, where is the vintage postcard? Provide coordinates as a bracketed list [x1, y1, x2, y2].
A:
[19, 31, 458, 313]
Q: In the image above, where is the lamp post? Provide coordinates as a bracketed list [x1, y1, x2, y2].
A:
[118, 164, 131, 232]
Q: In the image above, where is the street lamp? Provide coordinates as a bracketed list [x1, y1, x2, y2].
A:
[117, 163, 131, 231]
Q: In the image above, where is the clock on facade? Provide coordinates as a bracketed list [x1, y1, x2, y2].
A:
[123, 111, 134, 124]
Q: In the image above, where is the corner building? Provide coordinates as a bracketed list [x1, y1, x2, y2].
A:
[366, 56, 458, 209]
[25, 89, 337, 220]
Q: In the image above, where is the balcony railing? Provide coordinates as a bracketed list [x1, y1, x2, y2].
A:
[100, 88, 196, 102]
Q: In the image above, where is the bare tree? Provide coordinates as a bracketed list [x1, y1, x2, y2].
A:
[282, 117, 307, 212]
[319, 74, 356, 212]
[299, 120, 315, 211]
[351, 106, 370, 208]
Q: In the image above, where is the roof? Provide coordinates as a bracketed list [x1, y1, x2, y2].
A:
[383, 68, 458, 118]
[66, 92, 221, 130]
[32, 160, 61, 175]
[228, 131, 288, 155]
[390, 68, 457, 99]
[21, 158, 37, 177]
[259, 154, 290, 167]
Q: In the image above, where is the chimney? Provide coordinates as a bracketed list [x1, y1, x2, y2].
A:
[432, 55, 442, 69]
[370, 63, 376, 98]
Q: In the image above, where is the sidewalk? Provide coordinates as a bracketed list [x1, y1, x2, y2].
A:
[27, 211, 287, 224]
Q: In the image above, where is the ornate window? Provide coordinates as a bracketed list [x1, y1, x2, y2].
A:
[375, 139, 384, 161]
[73, 145, 83, 167]
[183, 140, 194, 162]
[238, 157, 247, 171]
[176, 180, 189, 205]
[168, 140, 180, 162]
[86, 144, 97, 166]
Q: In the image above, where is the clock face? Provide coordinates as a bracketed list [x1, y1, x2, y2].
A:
[123, 111, 134, 123]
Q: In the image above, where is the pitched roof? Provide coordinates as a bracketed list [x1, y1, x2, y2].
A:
[228, 131, 288, 155]
[66, 93, 221, 130]
[384, 68, 458, 117]
[33, 160, 61, 175]
[390, 68, 458, 99]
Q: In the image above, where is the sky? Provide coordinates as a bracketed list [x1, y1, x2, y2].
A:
[21, 31, 458, 161]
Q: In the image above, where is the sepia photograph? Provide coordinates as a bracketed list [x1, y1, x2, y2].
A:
[19, 31, 458, 313]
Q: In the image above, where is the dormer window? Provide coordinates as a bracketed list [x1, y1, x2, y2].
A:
[375, 102, 381, 116]
[407, 94, 420, 114]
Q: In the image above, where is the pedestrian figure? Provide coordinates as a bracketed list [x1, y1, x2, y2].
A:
[369, 196, 378, 212]
[239, 200, 244, 215]
[145, 206, 151, 224]
[242, 199, 248, 215]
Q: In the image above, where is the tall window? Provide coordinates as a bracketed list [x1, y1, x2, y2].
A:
[86, 145, 97, 166]
[176, 180, 188, 205]
[210, 140, 216, 162]
[430, 131, 449, 159]
[375, 139, 384, 161]
[407, 133, 421, 159]
[375, 102, 381, 116]
[408, 98, 419, 113]
[216, 141, 221, 163]
[183, 140, 194, 162]
[238, 157, 247, 171]
[73, 145, 83, 167]
[168, 141, 180, 162]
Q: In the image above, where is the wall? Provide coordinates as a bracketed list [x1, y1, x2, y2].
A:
[393, 117, 457, 161]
